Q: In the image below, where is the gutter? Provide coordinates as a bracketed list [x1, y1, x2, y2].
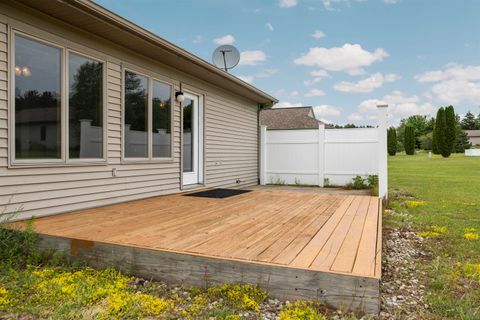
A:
[64, 0, 278, 104]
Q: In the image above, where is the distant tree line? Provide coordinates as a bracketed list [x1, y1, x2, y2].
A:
[387, 105, 473, 158]
[327, 123, 375, 129]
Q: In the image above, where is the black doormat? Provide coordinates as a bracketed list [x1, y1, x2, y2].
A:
[185, 188, 252, 199]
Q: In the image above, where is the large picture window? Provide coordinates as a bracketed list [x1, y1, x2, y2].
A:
[124, 70, 172, 160]
[14, 35, 62, 159]
[12, 33, 105, 164]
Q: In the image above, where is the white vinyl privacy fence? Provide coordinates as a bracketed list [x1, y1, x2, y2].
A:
[260, 105, 388, 198]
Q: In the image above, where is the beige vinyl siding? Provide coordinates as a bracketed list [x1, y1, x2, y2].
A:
[0, 5, 261, 221]
[205, 95, 258, 188]
[0, 22, 7, 168]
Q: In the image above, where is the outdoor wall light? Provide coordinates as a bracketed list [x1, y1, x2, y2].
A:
[175, 91, 185, 103]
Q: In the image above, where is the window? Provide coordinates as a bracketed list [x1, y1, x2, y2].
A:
[12, 33, 105, 164]
[14, 35, 62, 159]
[69, 53, 104, 159]
[152, 80, 172, 158]
[124, 70, 172, 160]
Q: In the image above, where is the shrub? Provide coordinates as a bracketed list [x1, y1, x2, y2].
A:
[404, 125, 415, 155]
[434, 107, 451, 158]
[419, 132, 433, 150]
[279, 301, 326, 320]
[387, 127, 397, 155]
[445, 105, 456, 153]
[455, 125, 471, 153]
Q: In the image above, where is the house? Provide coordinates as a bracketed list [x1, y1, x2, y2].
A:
[259, 106, 323, 129]
[0, 0, 278, 220]
[465, 130, 480, 146]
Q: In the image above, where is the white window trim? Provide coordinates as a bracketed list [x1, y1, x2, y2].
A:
[121, 67, 175, 163]
[8, 29, 108, 167]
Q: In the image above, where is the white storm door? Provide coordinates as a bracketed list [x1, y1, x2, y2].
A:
[182, 92, 203, 185]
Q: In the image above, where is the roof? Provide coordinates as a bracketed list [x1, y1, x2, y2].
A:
[465, 130, 480, 137]
[259, 107, 324, 130]
[11, 0, 277, 105]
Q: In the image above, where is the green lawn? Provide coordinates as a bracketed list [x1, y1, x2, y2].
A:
[388, 153, 480, 319]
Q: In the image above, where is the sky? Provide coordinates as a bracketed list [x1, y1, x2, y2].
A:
[96, 0, 480, 126]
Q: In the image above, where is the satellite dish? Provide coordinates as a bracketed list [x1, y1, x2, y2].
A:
[212, 45, 240, 72]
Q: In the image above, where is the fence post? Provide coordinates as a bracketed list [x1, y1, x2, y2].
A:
[318, 123, 325, 187]
[259, 125, 267, 185]
[377, 105, 388, 200]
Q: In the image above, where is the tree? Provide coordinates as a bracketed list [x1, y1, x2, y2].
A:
[461, 111, 479, 130]
[404, 125, 415, 155]
[432, 124, 439, 154]
[397, 115, 431, 149]
[387, 127, 397, 156]
[455, 125, 472, 153]
[434, 107, 451, 158]
[419, 132, 433, 150]
[445, 106, 456, 153]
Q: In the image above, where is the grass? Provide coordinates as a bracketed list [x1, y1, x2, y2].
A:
[388, 152, 480, 319]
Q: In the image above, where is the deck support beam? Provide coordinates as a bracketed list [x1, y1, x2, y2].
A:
[37, 234, 380, 315]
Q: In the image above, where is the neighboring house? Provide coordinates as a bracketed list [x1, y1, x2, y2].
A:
[465, 130, 480, 146]
[0, 0, 277, 220]
[259, 106, 323, 129]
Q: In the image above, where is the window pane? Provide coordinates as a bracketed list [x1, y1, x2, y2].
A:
[14, 35, 61, 159]
[183, 98, 194, 172]
[124, 71, 148, 158]
[69, 53, 103, 159]
[152, 80, 171, 158]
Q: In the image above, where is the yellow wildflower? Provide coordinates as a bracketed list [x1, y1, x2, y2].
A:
[464, 233, 480, 240]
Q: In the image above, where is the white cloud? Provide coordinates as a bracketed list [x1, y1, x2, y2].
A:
[192, 35, 202, 44]
[236, 75, 254, 84]
[213, 34, 235, 45]
[348, 112, 364, 121]
[310, 69, 330, 78]
[334, 73, 400, 93]
[312, 30, 326, 39]
[384, 0, 399, 3]
[239, 50, 266, 66]
[431, 80, 480, 105]
[314, 104, 341, 117]
[274, 101, 303, 108]
[266, 23, 274, 31]
[256, 69, 278, 78]
[414, 64, 480, 104]
[278, 0, 298, 8]
[294, 43, 388, 75]
[304, 70, 330, 86]
[289, 90, 299, 97]
[305, 88, 325, 97]
[357, 91, 435, 123]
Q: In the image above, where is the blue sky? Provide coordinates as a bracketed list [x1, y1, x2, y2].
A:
[96, 0, 480, 125]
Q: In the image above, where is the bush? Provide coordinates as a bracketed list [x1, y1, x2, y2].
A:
[404, 125, 415, 155]
[419, 132, 433, 150]
[445, 105, 456, 153]
[387, 127, 397, 156]
[434, 107, 451, 158]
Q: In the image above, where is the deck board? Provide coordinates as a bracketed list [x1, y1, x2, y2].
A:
[14, 189, 381, 279]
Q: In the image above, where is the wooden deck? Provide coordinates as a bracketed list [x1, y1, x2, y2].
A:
[17, 189, 382, 314]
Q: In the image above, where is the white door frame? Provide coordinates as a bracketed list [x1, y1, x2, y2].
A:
[182, 91, 204, 186]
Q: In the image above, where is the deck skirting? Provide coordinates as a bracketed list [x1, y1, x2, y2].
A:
[38, 234, 380, 315]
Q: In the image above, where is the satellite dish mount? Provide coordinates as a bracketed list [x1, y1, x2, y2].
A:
[212, 45, 240, 73]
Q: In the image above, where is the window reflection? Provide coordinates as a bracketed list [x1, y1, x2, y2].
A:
[152, 80, 171, 158]
[14, 35, 61, 159]
[69, 53, 103, 159]
[183, 98, 194, 172]
[124, 71, 148, 158]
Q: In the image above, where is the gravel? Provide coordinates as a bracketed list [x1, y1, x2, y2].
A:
[379, 211, 432, 320]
